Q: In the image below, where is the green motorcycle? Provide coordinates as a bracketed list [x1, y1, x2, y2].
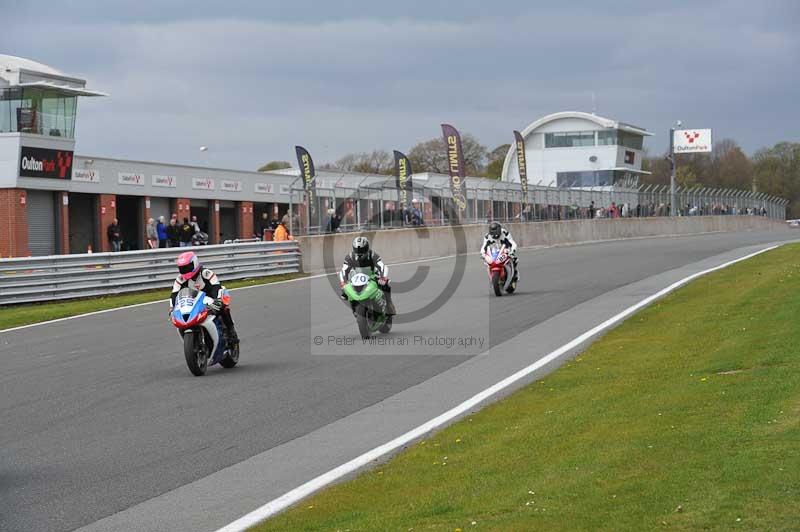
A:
[342, 267, 393, 339]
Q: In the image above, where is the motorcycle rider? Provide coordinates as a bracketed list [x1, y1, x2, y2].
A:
[481, 221, 519, 284]
[171, 251, 239, 346]
[339, 236, 396, 314]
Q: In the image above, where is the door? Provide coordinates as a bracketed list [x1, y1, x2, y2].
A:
[26, 190, 56, 256]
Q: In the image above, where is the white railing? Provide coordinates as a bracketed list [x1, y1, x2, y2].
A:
[0, 241, 301, 305]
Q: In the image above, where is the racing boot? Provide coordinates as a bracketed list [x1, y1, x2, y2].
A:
[384, 290, 397, 316]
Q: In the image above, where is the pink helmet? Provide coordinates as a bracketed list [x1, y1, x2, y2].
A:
[176, 251, 200, 281]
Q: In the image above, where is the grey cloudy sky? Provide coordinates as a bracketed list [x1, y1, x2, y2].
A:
[3, 0, 798, 169]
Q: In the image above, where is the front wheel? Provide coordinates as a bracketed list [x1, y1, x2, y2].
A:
[183, 332, 208, 376]
[491, 271, 503, 297]
[355, 305, 370, 339]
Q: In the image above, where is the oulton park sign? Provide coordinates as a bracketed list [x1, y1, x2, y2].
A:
[673, 128, 713, 153]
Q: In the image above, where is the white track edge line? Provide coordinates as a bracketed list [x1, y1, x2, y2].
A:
[214, 243, 781, 532]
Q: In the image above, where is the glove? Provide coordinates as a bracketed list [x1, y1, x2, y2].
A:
[207, 298, 222, 312]
[377, 277, 388, 286]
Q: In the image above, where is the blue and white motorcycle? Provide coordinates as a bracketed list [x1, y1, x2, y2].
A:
[170, 287, 239, 376]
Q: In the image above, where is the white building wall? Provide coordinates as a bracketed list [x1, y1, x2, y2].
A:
[502, 112, 649, 185]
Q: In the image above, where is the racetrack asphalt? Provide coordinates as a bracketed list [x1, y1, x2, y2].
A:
[0, 229, 794, 532]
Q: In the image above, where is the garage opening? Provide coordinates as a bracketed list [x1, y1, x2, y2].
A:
[189, 199, 211, 234]
[219, 201, 237, 242]
[26, 190, 57, 256]
[149, 197, 171, 224]
[253, 202, 277, 240]
[116, 195, 143, 251]
[69, 193, 97, 254]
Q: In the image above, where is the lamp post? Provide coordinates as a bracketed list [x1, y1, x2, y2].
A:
[669, 120, 681, 216]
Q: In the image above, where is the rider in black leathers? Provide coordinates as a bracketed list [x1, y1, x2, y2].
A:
[339, 236, 396, 314]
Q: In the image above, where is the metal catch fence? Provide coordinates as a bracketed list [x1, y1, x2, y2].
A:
[286, 176, 788, 236]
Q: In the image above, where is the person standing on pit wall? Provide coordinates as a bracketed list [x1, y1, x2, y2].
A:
[258, 212, 271, 240]
[146, 218, 158, 249]
[107, 218, 122, 252]
[167, 217, 180, 247]
[179, 217, 194, 247]
[156, 216, 168, 248]
[273, 215, 292, 241]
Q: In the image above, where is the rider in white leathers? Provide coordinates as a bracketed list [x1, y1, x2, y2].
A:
[481, 221, 519, 283]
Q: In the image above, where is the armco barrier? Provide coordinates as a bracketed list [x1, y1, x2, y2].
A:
[0, 241, 301, 305]
[297, 216, 789, 273]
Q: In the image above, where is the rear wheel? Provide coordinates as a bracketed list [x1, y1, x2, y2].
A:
[491, 271, 503, 297]
[183, 332, 208, 376]
[355, 305, 370, 339]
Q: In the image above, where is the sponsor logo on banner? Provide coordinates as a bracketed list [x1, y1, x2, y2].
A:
[393, 150, 413, 210]
[118, 172, 144, 186]
[220, 179, 242, 192]
[279, 184, 290, 195]
[72, 169, 100, 183]
[192, 177, 215, 190]
[673, 129, 713, 153]
[255, 182, 274, 194]
[295, 146, 317, 220]
[19, 146, 74, 179]
[513, 131, 529, 211]
[152, 174, 176, 188]
[441, 124, 468, 214]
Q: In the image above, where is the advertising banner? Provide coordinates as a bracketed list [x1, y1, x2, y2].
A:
[72, 168, 99, 183]
[152, 174, 177, 188]
[295, 146, 317, 221]
[255, 182, 274, 194]
[441, 124, 468, 217]
[673, 129, 713, 153]
[19, 146, 73, 179]
[220, 179, 242, 192]
[513, 130, 529, 211]
[192, 177, 215, 190]
[118, 172, 145, 186]
[393, 150, 413, 209]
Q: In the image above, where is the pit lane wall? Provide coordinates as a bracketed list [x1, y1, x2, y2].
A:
[297, 216, 789, 273]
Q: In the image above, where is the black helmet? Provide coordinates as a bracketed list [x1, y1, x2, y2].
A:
[489, 222, 502, 239]
[352, 236, 370, 261]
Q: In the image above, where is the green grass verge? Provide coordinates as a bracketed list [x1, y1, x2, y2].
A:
[0, 272, 306, 331]
[257, 244, 800, 532]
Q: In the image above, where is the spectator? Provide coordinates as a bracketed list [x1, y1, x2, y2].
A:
[146, 218, 157, 249]
[167, 218, 180, 247]
[107, 218, 122, 252]
[190, 215, 201, 234]
[258, 212, 271, 240]
[588, 200, 595, 219]
[179, 217, 194, 247]
[326, 208, 342, 233]
[410, 201, 424, 226]
[156, 216, 168, 248]
[273, 215, 291, 241]
[270, 214, 280, 230]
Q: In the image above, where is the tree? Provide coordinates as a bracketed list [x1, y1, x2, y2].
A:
[258, 161, 291, 172]
[407, 133, 488, 175]
[676, 166, 697, 187]
[753, 142, 800, 217]
[483, 143, 510, 179]
[322, 150, 394, 175]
